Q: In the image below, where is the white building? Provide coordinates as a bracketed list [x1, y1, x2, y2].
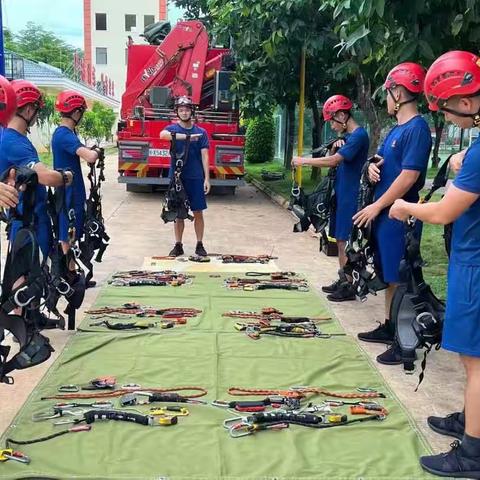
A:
[83, 0, 184, 101]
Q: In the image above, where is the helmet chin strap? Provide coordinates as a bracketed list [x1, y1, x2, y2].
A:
[331, 112, 350, 131]
[440, 106, 480, 127]
[15, 105, 39, 133]
[387, 88, 416, 116]
[64, 108, 85, 127]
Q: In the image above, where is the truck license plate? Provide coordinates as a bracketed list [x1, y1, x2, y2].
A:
[149, 149, 170, 157]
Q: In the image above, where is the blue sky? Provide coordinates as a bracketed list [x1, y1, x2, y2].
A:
[3, 0, 84, 48]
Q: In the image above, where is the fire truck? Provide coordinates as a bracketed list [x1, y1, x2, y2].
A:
[117, 20, 245, 193]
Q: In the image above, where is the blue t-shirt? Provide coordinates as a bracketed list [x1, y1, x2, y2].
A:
[0, 128, 48, 224]
[166, 123, 209, 179]
[451, 138, 480, 266]
[52, 126, 85, 204]
[375, 115, 431, 203]
[336, 127, 369, 211]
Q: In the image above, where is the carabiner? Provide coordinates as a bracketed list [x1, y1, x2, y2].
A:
[229, 422, 253, 438]
[223, 416, 245, 430]
[13, 286, 35, 308]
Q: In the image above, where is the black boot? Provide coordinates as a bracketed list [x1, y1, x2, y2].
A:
[376, 341, 417, 365]
[322, 278, 342, 294]
[428, 412, 465, 440]
[86, 280, 97, 289]
[327, 282, 356, 302]
[169, 242, 184, 257]
[195, 241, 207, 257]
[358, 321, 394, 345]
[420, 437, 480, 479]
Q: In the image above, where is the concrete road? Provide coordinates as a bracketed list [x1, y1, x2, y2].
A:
[0, 154, 463, 454]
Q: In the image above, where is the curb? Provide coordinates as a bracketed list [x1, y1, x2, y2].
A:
[247, 175, 291, 211]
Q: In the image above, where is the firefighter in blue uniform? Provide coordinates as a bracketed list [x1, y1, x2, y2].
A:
[353, 63, 432, 364]
[391, 50, 480, 480]
[160, 96, 210, 257]
[292, 94, 369, 301]
[52, 90, 100, 287]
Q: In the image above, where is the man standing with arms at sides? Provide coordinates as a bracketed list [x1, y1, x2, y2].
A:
[160, 96, 210, 257]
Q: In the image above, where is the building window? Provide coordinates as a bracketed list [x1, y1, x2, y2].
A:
[125, 14, 136, 31]
[144, 15, 155, 28]
[95, 13, 107, 30]
[96, 47, 107, 65]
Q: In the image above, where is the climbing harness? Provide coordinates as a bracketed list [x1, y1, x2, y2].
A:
[392, 155, 451, 389]
[45, 169, 86, 329]
[161, 132, 193, 223]
[77, 147, 110, 285]
[0, 167, 55, 385]
[290, 137, 342, 236]
[343, 157, 387, 301]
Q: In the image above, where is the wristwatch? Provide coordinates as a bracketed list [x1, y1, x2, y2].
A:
[60, 169, 73, 186]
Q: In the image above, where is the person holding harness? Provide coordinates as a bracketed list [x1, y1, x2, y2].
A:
[353, 63, 431, 363]
[0, 76, 20, 209]
[52, 90, 100, 287]
[0, 80, 73, 259]
[160, 96, 210, 257]
[292, 95, 369, 302]
[390, 50, 480, 479]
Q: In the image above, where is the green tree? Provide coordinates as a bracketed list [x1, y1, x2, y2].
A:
[244, 114, 275, 164]
[5, 22, 76, 71]
[172, 0, 211, 25]
[79, 102, 116, 146]
[208, 0, 342, 168]
[37, 94, 60, 153]
[320, 0, 480, 154]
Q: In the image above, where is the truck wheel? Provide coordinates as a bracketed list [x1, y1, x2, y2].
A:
[126, 184, 154, 193]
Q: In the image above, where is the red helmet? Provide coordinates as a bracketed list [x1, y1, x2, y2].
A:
[424, 51, 480, 112]
[11, 80, 44, 108]
[322, 95, 353, 121]
[0, 76, 17, 127]
[384, 62, 426, 94]
[55, 90, 87, 113]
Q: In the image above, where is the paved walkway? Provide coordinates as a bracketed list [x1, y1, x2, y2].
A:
[0, 155, 463, 453]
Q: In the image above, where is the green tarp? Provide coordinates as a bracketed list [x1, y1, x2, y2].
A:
[0, 273, 433, 479]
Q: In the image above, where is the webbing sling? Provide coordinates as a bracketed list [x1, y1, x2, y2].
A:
[161, 132, 193, 223]
[343, 157, 387, 301]
[77, 148, 109, 285]
[0, 167, 54, 385]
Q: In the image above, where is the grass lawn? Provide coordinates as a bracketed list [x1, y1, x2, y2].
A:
[247, 162, 448, 298]
[38, 146, 118, 169]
